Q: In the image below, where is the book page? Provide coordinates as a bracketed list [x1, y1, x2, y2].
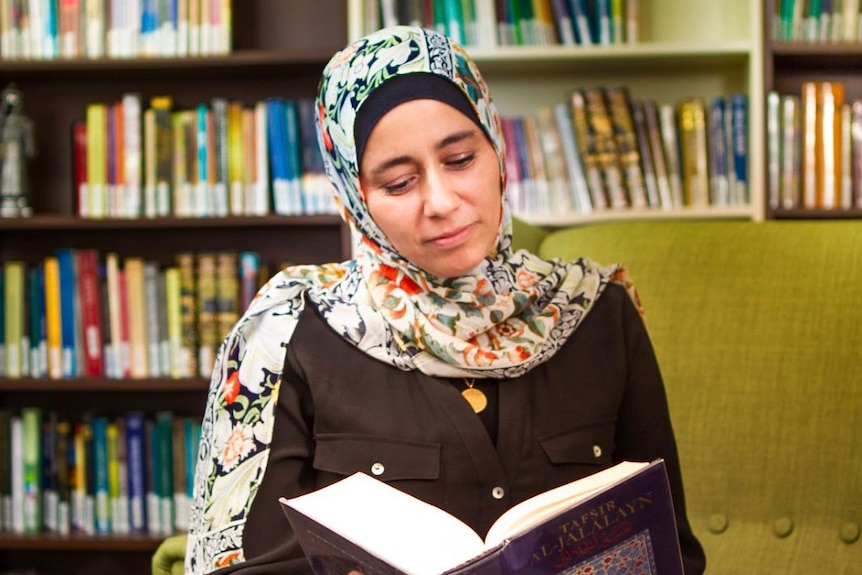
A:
[484, 460, 650, 546]
[283, 473, 488, 575]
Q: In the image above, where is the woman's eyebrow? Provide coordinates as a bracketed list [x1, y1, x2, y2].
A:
[435, 129, 478, 150]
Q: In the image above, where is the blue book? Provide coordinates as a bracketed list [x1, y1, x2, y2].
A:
[283, 100, 305, 214]
[195, 103, 211, 216]
[266, 98, 290, 215]
[567, 0, 593, 45]
[54, 248, 78, 378]
[708, 97, 730, 206]
[91, 416, 111, 534]
[591, 0, 612, 44]
[730, 93, 749, 205]
[155, 411, 175, 534]
[550, 0, 577, 45]
[29, 260, 46, 378]
[125, 411, 148, 533]
[281, 459, 684, 575]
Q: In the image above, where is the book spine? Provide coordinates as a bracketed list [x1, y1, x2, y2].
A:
[631, 99, 660, 208]
[91, 416, 111, 534]
[583, 87, 627, 208]
[780, 94, 801, 209]
[21, 407, 41, 533]
[124, 411, 147, 533]
[569, 90, 607, 209]
[766, 91, 781, 209]
[606, 86, 647, 208]
[553, 102, 592, 213]
[729, 93, 749, 205]
[77, 249, 104, 377]
[708, 96, 730, 207]
[3, 262, 24, 378]
[678, 98, 710, 207]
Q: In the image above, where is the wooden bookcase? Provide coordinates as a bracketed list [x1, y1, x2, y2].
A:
[763, 0, 862, 219]
[0, 1, 348, 573]
[348, 0, 766, 225]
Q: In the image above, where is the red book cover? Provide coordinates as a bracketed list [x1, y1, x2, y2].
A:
[76, 249, 104, 377]
[72, 120, 88, 217]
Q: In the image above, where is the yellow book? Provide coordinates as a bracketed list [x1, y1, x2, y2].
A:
[177, 252, 197, 378]
[104, 252, 125, 378]
[196, 253, 217, 378]
[227, 100, 245, 215]
[43, 256, 63, 380]
[164, 266, 183, 379]
[3, 261, 25, 378]
[85, 103, 107, 219]
[123, 257, 149, 378]
[678, 98, 710, 207]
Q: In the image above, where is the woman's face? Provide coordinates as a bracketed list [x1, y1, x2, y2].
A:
[359, 99, 502, 279]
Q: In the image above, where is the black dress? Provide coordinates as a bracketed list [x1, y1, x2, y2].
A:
[212, 283, 706, 575]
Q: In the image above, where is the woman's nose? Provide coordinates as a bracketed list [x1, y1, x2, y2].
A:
[422, 168, 461, 217]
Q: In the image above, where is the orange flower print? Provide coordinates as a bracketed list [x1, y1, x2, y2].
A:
[218, 424, 255, 472]
[317, 104, 333, 152]
[512, 345, 531, 362]
[214, 550, 243, 568]
[399, 275, 422, 295]
[516, 268, 538, 290]
[221, 371, 241, 405]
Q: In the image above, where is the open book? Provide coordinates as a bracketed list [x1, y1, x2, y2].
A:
[280, 459, 683, 575]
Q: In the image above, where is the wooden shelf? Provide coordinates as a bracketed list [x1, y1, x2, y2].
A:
[0, 532, 168, 551]
[0, 214, 343, 231]
[0, 377, 208, 391]
[521, 205, 754, 228]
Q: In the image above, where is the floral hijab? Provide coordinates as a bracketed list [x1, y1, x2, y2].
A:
[187, 26, 639, 573]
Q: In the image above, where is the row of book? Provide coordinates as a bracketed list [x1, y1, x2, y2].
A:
[767, 81, 862, 211]
[76, 94, 335, 220]
[0, 249, 271, 381]
[365, 0, 640, 48]
[773, 0, 862, 42]
[0, 0, 232, 61]
[503, 87, 749, 219]
[0, 408, 200, 536]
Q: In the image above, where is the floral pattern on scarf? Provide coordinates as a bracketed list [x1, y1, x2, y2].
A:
[186, 26, 641, 574]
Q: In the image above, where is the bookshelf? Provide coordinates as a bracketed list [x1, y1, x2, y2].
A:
[0, 1, 348, 573]
[763, 0, 862, 219]
[348, 0, 767, 225]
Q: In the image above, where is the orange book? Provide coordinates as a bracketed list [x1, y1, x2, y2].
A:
[123, 257, 149, 378]
[43, 256, 63, 380]
[817, 81, 844, 209]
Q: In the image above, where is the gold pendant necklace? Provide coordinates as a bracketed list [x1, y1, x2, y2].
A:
[461, 378, 487, 413]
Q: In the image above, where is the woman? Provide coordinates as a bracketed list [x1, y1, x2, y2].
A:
[186, 25, 706, 575]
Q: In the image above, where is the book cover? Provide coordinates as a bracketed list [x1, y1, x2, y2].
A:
[54, 248, 79, 378]
[678, 98, 709, 207]
[631, 99, 660, 208]
[780, 94, 802, 209]
[3, 261, 25, 378]
[76, 248, 103, 377]
[606, 86, 647, 208]
[125, 410, 148, 533]
[552, 102, 592, 213]
[582, 87, 627, 208]
[282, 459, 683, 575]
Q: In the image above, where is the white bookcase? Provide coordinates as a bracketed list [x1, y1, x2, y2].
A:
[346, 0, 766, 225]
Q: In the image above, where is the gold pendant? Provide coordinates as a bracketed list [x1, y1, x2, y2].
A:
[461, 387, 488, 413]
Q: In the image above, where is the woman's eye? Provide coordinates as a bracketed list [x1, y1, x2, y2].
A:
[383, 178, 412, 195]
[447, 153, 475, 168]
